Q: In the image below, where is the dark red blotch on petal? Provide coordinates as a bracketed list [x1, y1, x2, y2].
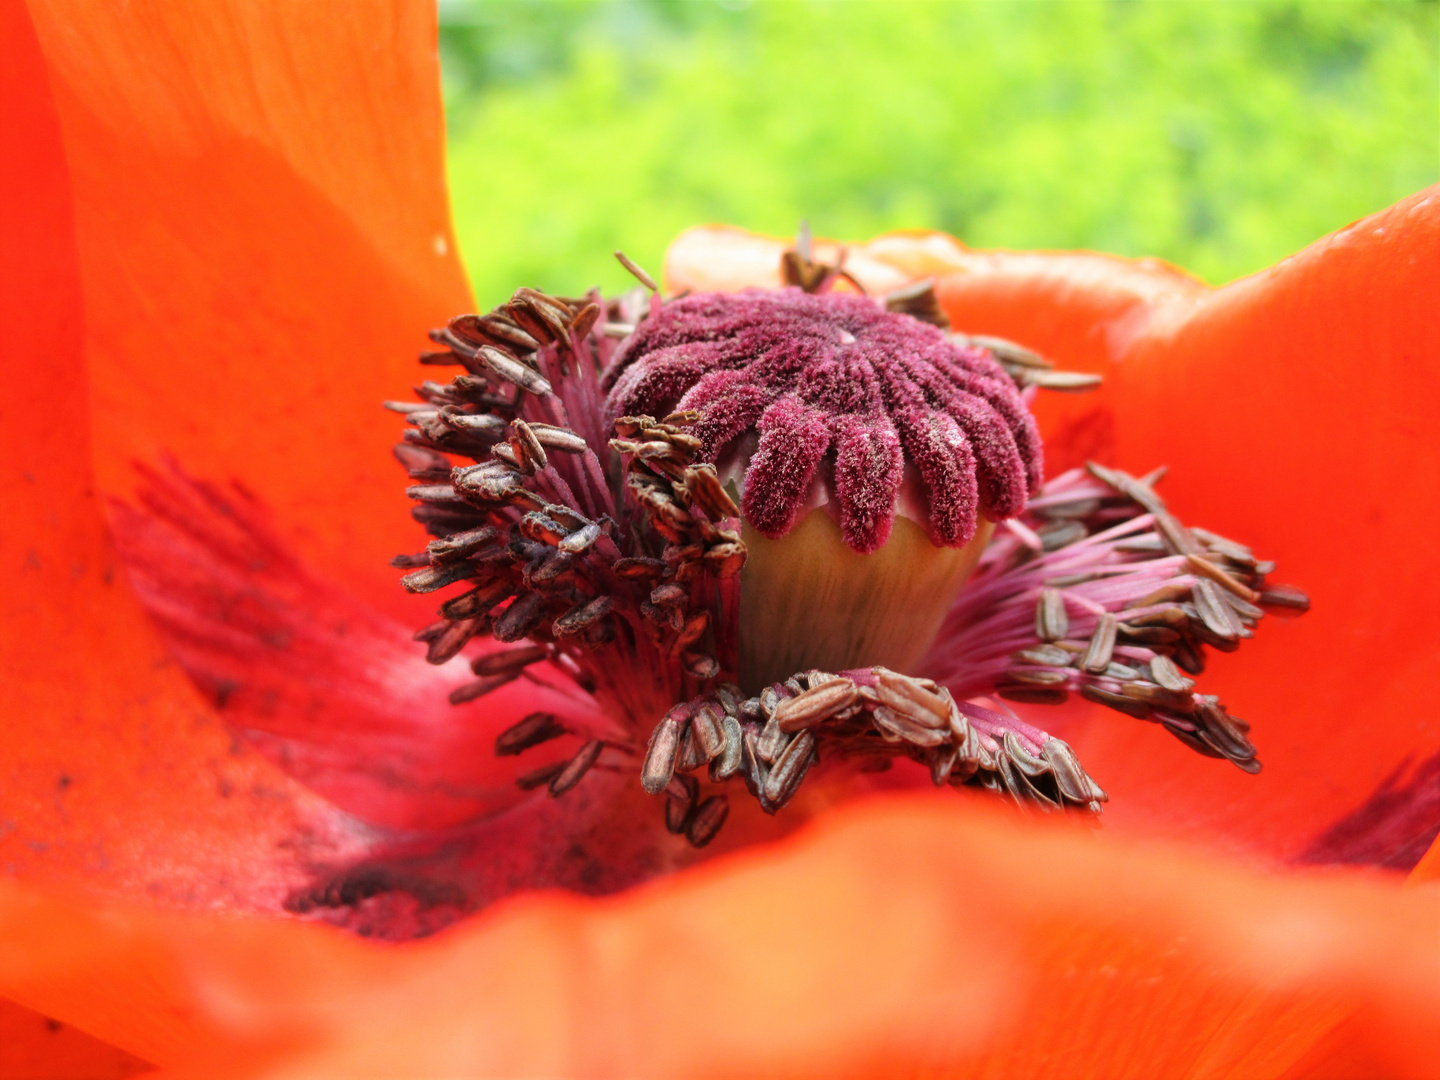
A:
[604, 289, 1040, 551]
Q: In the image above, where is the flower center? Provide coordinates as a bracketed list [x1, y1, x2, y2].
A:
[387, 248, 1308, 850]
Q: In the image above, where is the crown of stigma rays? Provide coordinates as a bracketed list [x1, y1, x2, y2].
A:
[389, 239, 1309, 848]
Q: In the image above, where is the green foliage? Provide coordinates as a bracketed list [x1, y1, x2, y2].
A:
[440, 0, 1439, 307]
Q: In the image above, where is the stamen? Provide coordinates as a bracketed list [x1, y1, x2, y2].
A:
[924, 461, 1309, 774]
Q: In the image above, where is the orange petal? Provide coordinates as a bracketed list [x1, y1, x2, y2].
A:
[1095, 189, 1440, 856]
[25, 0, 471, 619]
[0, 0, 361, 910]
[5, 794, 1439, 1079]
[0, 999, 151, 1080]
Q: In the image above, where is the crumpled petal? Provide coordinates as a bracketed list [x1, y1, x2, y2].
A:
[3, 796, 1439, 1079]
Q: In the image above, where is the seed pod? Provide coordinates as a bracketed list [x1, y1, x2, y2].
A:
[1011, 643, 1072, 667]
[412, 619, 450, 644]
[713, 684, 744, 717]
[454, 464, 528, 506]
[450, 312, 535, 353]
[406, 483, 467, 506]
[996, 685, 1069, 705]
[502, 299, 558, 347]
[685, 465, 738, 521]
[511, 290, 570, 345]
[491, 442, 524, 470]
[671, 610, 711, 656]
[648, 501, 693, 542]
[928, 745, 959, 786]
[1006, 667, 1069, 686]
[756, 712, 788, 764]
[543, 503, 592, 533]
[443, 412, 508, 437]
[1029, 370, 1103, 392]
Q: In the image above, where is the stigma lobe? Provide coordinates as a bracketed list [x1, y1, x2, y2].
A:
[603, 288, 1042, 553]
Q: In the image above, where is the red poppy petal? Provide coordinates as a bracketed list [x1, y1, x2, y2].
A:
[1, 0, 361, 908]
[24, 0, 471, 619]
[4, 795, 1438, 1079]
[0, 1000, 150, 1080]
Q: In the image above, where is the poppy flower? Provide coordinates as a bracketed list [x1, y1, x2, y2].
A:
[2, 2, 1439, 1078]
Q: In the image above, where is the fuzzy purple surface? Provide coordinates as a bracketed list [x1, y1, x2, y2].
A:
[603, 289, 1041, 552]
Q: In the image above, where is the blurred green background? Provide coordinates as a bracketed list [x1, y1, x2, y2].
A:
[438, 0, 1439, 307]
